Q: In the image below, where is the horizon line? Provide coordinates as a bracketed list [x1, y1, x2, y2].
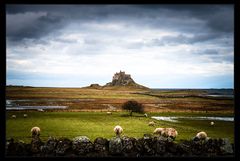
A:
[6, 84, 234, 90]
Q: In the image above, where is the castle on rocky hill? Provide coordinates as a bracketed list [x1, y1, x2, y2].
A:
[104, 70, 148, 89]
[88, 70, 148, 89]
[109, 70, 135, 86]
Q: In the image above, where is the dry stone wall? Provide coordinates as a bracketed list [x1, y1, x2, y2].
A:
[6, 135, 234, 157]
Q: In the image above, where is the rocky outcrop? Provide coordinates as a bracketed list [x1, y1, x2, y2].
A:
[104, 71, 148, 89]
[6, 135, 234, 157]
[89, 84, 102, 89]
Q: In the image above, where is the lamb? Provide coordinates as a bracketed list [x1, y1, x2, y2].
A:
[195, 131, 208, 140]
[148, 121, 156, 126]
[107, 112, 112, 115]
[31, 126, 41, 137]
[11, 115, 16, 119]
[144, 113, 148, 117]
[210, 121, 214, 126]
[114, 125, 123, 137]
[23, 114, 28, 118]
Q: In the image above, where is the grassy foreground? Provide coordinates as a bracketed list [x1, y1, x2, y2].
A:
[6, 111, 234, 143]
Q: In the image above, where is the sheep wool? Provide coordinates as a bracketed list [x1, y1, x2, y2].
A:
[114, 125, 123, 136]
[154, 128, 178, 139]
[37, 109, 44, 112]
[23, 114, 27, 118]
[153, 128, 165, 135]
[210, 122, 214, 126]
[196, 131, 207, 140]
[31, 127, 41, 137]
[11, 115, 16, 119]
[165, 128, 178, 139]
[107, 112, 112, 115]
[148, 121, 155, 126]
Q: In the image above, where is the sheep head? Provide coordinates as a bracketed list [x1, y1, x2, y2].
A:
[114, 125, 123, 136]
[31, 126, 41, 137]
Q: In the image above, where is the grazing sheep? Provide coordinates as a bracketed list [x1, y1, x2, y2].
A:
[195, 131, 207, 140]
[153, 127, 178, 139]
[144, 113, 148, 117]
[164, 128, 178, 139]
[11, 115, 16, 119]
[23, 114, 27, 118]
[37, 109, 44, 112]
[153, 128, 165, 135]
[31, 127, 41, 137]
[114, 125, 123, 137]
[210, 121, 214, 126]
[148, 121, 156, 126]
[107, 112, 112, 115]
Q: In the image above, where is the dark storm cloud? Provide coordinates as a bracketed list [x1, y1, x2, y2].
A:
[7, 11, 64, 41]
[136, 4, 233, 33]
[6, 5, 233, 44]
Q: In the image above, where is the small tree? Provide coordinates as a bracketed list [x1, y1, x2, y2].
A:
[122, 100, 144, 116]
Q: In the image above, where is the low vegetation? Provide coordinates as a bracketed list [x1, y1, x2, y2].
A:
[6, 111, 234, 143]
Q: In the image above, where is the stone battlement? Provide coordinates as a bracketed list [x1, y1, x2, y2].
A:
[112, 71, 131, 81]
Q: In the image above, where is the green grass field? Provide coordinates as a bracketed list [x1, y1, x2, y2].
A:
[6, 111, 234, 143]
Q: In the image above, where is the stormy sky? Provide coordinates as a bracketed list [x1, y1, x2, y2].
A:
[6, 5, 234, 88]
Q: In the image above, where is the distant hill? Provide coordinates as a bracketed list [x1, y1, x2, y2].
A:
[86, 71, 148, 90]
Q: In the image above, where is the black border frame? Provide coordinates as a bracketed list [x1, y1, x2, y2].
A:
[1, 0, 239, 161]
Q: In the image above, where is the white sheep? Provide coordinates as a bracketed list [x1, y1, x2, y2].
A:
[114, 125, 123, 136]
[37, 109, 44, 112]
[23, 114, 28, 118]
[31, 126, 41, 137]
[11, 115, 16, 119]
[153, 127, 178, 139]
[144, 113, 148, 117]
[195, 131, 207, 140]
[210, 121, 214, 126]
[107, 112, 112, 115]
[148, 121, 156, 126]
[164, 128, 178, 139]
[153, 128, 165, 135]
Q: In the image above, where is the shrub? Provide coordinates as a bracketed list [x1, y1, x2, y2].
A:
[122, 100, 144, 116]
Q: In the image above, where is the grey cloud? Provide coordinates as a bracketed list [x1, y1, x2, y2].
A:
[6, 4, 233, 45]
[7, 11, 64, 42]
[207, 12, 234, 33]
[84, 38, 100, 45]
[53, 37, 78, 44]
[191, 48, 233, 63]
[202, 49, 219, 55]
[192, 49, 219, 56]
[146, 33, 221, 47]
[209, 55, 233, 63]
[137, 5, 233, 33]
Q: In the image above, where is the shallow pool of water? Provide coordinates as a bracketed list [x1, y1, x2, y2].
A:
[6, 106, 68, 110]
[151, 116, 234, 122]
